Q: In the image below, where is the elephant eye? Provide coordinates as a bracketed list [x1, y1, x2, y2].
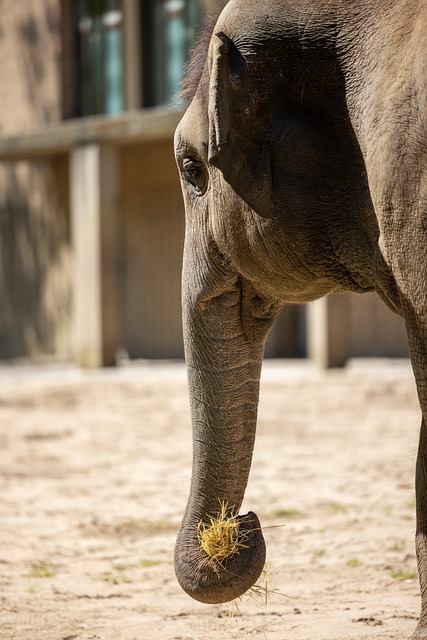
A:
[181, 157, 208, 195]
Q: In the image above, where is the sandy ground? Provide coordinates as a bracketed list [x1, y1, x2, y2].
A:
[0, 358, 423, 640]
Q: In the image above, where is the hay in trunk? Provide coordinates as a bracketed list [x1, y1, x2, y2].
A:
[196, 502, 285, 609]
[196, 501, 251, 575]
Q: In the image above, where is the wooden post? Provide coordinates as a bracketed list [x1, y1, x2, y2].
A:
[70, 143, 120, 367]
[307, 295, 348, 368]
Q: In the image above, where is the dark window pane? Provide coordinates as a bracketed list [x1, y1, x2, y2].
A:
[103, 7, 123, 114]
[77, 0, 124, 116]
[143, 0, 202, 107]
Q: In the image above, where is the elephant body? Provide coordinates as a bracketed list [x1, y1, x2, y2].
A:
[174, 2, 427, 636]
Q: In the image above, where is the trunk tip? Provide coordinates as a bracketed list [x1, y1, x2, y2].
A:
[175, 510, 266, 604]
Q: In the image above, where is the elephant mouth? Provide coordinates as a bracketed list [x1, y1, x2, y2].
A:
[174, 509, 266, 604]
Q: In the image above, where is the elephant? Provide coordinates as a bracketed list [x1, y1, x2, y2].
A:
[173, 0, 427, 636]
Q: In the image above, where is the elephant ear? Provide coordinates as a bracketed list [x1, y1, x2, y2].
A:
[208, 32, 230, 162]
[207, 32, 273, 218]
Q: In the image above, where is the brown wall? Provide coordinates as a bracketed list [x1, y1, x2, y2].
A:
[0, 158, 71, 359]
[265, 292, 408, 361]
[346, 292, 408, 358]
[0, 1, 71, 360]
[0, 1, 63, 135]
[120, 140, 185, 359]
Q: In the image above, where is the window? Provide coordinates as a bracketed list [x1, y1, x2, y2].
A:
[67, 0, 202, 118]
[142, 0, 202, 107]
[77, 0, 124, 116]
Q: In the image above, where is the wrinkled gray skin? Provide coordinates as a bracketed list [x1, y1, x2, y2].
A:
[174, 1, 427, 635]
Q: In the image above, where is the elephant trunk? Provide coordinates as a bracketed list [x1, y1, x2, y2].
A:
[174, 270, 277, 604]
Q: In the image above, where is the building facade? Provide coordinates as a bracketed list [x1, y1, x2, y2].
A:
[0, 1, 408, 365]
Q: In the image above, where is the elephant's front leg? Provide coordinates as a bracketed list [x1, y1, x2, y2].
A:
[402, 311, 427, 639]
[415, 418, 427, 639]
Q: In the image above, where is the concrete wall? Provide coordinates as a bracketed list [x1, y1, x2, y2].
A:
[120, 140, 185, 359]
[266, 291, 408, 362]
[0, 1, 62, 136]
[346, 292, 408, 358]
[0, 158, 71, 359]
[0, 1, 72, 359]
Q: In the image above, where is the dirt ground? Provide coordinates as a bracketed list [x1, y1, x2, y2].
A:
[0, 358, 423, 640]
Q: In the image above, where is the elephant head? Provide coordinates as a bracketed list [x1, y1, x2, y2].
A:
[173, 1, 383, 605]
[172, 4, 427, 640]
